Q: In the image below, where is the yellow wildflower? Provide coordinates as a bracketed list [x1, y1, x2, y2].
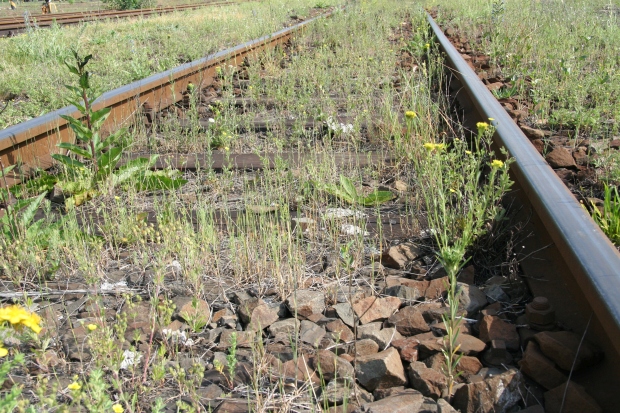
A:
[434, 143, 445, 150]
[465, 150, 472, 155]
[87, 324, 98, 331]
[112, 404, 124, 413]
[449, 188, 456, 193]
[476, 122, 489, 131]
[68, 382, 81, 391]
[21, 315, 42, 334]
[425, 43, 430, 49]
[423, 143, 435, 151]
[0, 306, 42, 333]
[491, 159, 504, 168]
[488, 118, 495, 121]
[405, 110, 417, 119]
[0, 347, 8, 358]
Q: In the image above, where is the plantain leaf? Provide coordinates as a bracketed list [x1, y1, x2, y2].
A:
[339, 175, 358, 201]
[97, 147, 123, 180]
[52, 154, 86, 170]
[359, 190, 394, 206]
[1, 164, 15, 177]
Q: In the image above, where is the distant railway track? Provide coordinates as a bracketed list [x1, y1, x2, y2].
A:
[0, 7, 619, 411]
[0, 0, 248, 37]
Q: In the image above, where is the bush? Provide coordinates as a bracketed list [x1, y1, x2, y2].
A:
[102, 0, 156, 11]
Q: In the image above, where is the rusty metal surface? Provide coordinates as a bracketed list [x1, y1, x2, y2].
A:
[0, 10, 333, 188]
[0, 1, 243, 37]
[428, 13, 620, 410]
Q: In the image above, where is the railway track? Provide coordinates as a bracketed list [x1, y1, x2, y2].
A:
[0, 4, 619, 411]
[0, 0, 244, 37]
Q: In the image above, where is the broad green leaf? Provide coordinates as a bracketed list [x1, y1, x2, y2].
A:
[79, 54, 92, 70]
[59, 115, 92, 141]
[360, 190, 394, 206]
[65, 98, 86, 113]
[52, 154, 86, 170]
[79, 72, 90, 90]
[113, 157, 151, 185]
[322, 183, 355, 204]
[339, 176, 358, 201]
[1, 164, 15, 177]
[91, 107, 111, 129]
[57, 142, 93, 159]
[96, 147, 122, 180]
[64, 63, 79, 75]
[19, 193, 46, 228]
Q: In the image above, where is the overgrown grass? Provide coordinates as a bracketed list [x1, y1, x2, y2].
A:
[0, 0, 343, 129]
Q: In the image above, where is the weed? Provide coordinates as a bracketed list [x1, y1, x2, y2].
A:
[588, 183, 620, 245]
[319, 175, 393, 206]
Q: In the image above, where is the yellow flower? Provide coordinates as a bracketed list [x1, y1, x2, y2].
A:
[0, 347, 8, 358]
[405, 110, 417, 119]
[423, 143, 435, 151]
[21, 316, 42, 334]
[87, 324, 98, 331]
[449, 188, 456, 193]
[425, 43, 430, 49]
[488, 118, 495, 121]
[68, 382, 81, 391]
[112, 404, 124, 413]
[491, 159, 504, 168]
[477, 122, 489, 131]
[465, 150, 472, 155]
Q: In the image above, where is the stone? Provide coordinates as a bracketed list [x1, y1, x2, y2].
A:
[521, 125, 546, 140]
[213, 399, 249, 413]
[419, 334, 486, 358]
[356, 322, 382, 339]
[391, 337, 420, 362]
[457, 283, 487, 317]
[407, 361, 446, 399]
[519, 341, 567, 390]
[546, 147, 576, 169]
[333, 303, 356, 328]
[355, 389, 440, 413]
[437, 398, 459, 413]
[452, 369, 523, 413]
[355, 348, 407, 391]
[172, 296, 210, 323]
[385, 285, 423, 302]
[325, 378, 373, 406]
[458, 356, 482, 376]
[381, 243, 423, 269]
[299, 320, 326, 347]
[353, 339, 380, 357]
[353, 296, 401, 324]
[279, 356, 320, 384]
[387, 306, 430, 336]
[425, 277, 448, 300]
[481, 339, 513, 367]
[267, 318, 300, 337]
[286, 290, 325, 319]
[534, 330, 602, 371]
[238, 297, 279, 331]
[218, 329, 254, 349]
[311, 350, 355, 382]
[478, 315, 519, 350]
[326, 319, 355, 343]
[360, 327, 403, 350]
[544, 381, 601, 413]
[484, 284, 508, 303]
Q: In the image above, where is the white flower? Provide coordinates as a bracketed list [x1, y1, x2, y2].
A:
[120, 350, 142, 370]
[208, 118, 215, 123]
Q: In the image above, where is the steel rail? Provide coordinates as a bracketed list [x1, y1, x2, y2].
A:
[0, 1, 245, 37]
[0, 10, 334, 187]
[427, 14, 620, 354]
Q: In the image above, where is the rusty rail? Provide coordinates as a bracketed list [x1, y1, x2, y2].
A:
[0, 10, 334, 187]
[427, 13, 620, 355]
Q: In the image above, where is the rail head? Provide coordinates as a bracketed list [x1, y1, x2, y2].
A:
[426, 14, 620, 352]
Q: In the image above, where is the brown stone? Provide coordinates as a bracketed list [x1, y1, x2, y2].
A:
[280, 356, 320, 384]
[425, 277, 448, 300]
[391, 337, 420, 362]
[452, 369, 523, 413]
[546, 147, 576, 169]
[521, 125, 546, 140]
[544, 381, 601, 413]
[213, 399, 249, 413]
[388, 306, 430, 336]
[458, 356, 483, 376]
[326, 319, 355, 343]
[530, 139, 545, 154]
[519, 341, 567, 390]
[407, 361, 446, 399]
[173, 296, 210, 324]
[534, 331, 602, 371]
[311, 350, 355, 382]
[478, 315, 519, 350]
[381, 243, 423, 269]
[360, 327, 403, 350]
[355, 348, 407, 391]
[419, 334, 486, 358]
[356, 389, 438, 413]
[353, 296, 401, 324]
[353, 339, 380, 357]
[286, 290, 325, 319]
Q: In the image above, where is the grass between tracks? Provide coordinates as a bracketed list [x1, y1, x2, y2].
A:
[0, 0, 343, 129]
[429, 0, 620, 243]
[0, 1, 514, 411]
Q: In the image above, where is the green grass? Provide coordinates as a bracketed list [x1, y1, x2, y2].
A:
[0, 0, 343, 129]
